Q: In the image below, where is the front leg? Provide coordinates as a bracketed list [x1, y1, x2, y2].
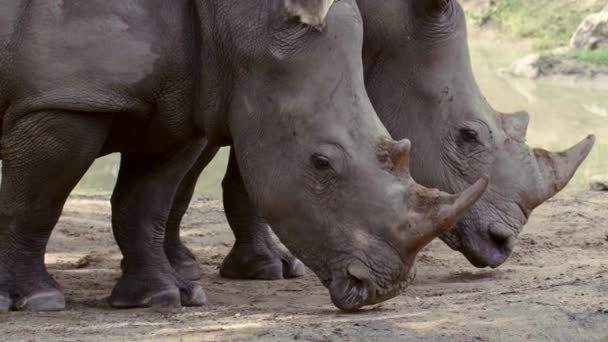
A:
[220, 150, 304, 280]
[0, 111, 112, 312]
[109, 142, 207, 308]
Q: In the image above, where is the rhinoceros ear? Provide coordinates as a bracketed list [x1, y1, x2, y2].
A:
[283, 0, 335, 28]
[501, 111, 530, 142]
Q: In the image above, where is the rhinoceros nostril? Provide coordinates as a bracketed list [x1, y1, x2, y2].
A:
[488, 224, 516, 255]
[347, 276, 366, 300]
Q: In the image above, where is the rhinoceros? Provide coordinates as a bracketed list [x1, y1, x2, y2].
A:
[0, 0, 487, 312]
[357, 0, 595, 267]
[160, 0, 596, 286]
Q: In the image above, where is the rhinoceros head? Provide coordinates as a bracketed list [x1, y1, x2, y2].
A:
[207, 0, 487, 309]
[358, 0, 595, 268]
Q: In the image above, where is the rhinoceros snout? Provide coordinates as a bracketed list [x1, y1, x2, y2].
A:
[327, 261, 414, 311]
[462, 224, 517, 269]
[489, 224, 516, 252]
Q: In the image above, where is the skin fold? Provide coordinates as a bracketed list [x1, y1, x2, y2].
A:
[0, 0, 487, 312]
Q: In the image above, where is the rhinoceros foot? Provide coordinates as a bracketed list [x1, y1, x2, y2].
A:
[220, 239, 305, 280]
[12, 289, 66, 312]
[120, 244, 202, 282]
[165, 243, 202, 281]
[0, 264, 66, 312]
[3, 289, 65, 312]
[109, 269, 206, 309]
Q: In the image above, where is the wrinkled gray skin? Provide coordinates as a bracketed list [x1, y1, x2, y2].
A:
[163, 0, 595, 285]
[0, 0, 487, 312]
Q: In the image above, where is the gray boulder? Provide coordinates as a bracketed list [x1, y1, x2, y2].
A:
[509, 51, 608, 79]
[570, 11, 608, 50]
[590, 175, 608, 191]
[509, 53, 547, 79]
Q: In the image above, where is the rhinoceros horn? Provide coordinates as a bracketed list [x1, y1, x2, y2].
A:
[532, 135, 596, 206]
[501, 112, 596, 208]
[385, 139, 489, 252]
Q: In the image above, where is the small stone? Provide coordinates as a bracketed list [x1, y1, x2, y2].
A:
[73, 254, 99, 269]
[234, 313, 241, 318]
[590, 175, 608, 191]
[509, 53, 543, 79]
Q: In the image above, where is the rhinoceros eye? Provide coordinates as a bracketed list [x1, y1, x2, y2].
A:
[459, 128, 479, 144]
[311, 154, 332, 171]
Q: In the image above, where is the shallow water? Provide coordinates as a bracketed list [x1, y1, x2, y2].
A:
[4, 36, 605, 199]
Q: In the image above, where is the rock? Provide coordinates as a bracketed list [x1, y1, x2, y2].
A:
[73, 254, 100, 269]
[570, 11, 608, 50]
[509, 53, 544, 79]
[590, 175, 608, 191]
[508, 52, 608, 79]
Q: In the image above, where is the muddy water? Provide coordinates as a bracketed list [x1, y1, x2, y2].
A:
[22, 37, 607, 199]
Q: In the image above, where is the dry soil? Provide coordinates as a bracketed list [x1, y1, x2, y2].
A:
[0, 191, 607, 341]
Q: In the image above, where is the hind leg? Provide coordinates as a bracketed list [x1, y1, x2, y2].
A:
[109, 141, 207, 308]
[163, 142, 219, 280]
[0, 111, 111, 312]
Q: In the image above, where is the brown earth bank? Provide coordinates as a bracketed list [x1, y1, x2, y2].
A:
[0, 191, 607, 341]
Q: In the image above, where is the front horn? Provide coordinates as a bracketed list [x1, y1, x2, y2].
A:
[532, 134, 596, 207]
[401, 176, 489, 251]
[381, 138, 489, 251]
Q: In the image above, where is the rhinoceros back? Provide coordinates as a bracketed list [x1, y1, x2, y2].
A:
[0, 0, 201, 152]
[1, 0, 198, 119]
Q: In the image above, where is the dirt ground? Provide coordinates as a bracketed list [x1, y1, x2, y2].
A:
[0, 190, 607, 341]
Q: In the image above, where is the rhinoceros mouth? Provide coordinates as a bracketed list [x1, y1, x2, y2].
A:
[327, 266, 416, 311]
[459, 223, 518, 268]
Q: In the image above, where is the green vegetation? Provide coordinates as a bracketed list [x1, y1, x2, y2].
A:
[467, 0, 605, 50]
[568, 48, 608, 65]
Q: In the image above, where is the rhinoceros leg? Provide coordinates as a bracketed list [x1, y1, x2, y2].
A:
[219, 150, 305, 280]
[0, 111, 112, 312]
[163, 143, 219, 280]
[109, 142, 207, 309]
[123, 142, 219, 281]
